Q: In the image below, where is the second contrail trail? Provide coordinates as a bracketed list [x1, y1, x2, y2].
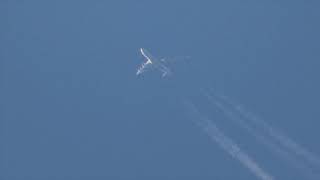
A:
[183, 100, 274, 180]
[202, 89, 320, 179]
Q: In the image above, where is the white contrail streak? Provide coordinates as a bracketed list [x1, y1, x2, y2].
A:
[233, 101, 320, 170]
[202, 89, 320, 179]
[183, 100, 274, 180]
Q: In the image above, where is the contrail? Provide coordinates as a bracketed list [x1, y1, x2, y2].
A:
[216, 91, 320, 169]
[202, 89, 320, 179]
[183, 100, 274, 180]
[231, 99, 320, 170]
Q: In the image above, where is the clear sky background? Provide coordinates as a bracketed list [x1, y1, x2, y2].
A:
[2, 0, 320, 179]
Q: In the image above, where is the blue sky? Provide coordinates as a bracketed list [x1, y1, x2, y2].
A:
[2, 0, 320, 179]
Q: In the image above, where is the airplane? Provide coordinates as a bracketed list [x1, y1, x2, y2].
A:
[136, 48, 173, 78]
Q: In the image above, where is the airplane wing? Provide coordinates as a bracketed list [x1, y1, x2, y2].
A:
[136, 59, 153, 75]
[140, 48, 155, 63]
[136, 48, 155, 76]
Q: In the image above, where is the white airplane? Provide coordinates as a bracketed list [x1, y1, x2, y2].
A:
[136, 48, 173, 78]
